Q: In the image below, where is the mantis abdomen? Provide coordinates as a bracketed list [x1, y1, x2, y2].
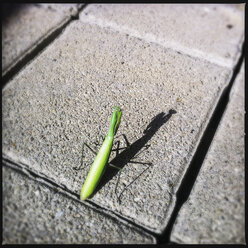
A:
[80, 136, 113, 200]
[80, 106, 122, 200]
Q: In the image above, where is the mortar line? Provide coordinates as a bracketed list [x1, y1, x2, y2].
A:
[78, 10, 243, 69]
[157, 41, 244, 244]
[2, 4, 87, 87]
[2, 158, 160, 243]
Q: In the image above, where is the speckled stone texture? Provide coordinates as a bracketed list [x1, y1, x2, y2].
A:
[2, 166, 155, 244]
[37, 3, 80, 16]
[80, 4, 244, 68]
[2, 3, 80, 76]
[170, 63, 245, 244]
[2, 16, 234, 233]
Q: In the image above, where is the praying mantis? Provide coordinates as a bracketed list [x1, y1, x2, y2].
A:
[80, 106, 122, 200]
[79, 107, 174, 202]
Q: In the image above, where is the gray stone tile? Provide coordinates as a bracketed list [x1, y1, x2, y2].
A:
[2, 20, 232, 233]
[2, 166, 155, 244]
[230, 4, 245, 11]
[2, 3, 80, 76]
[80, 4, 244, 68]
[170, 63, 245, 244]
[38, 3, 80, 16]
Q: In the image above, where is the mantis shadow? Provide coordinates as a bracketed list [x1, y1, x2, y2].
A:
[93, 109, 177, 199]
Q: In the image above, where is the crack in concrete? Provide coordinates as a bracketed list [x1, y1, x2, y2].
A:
[157, 41, 244, 244]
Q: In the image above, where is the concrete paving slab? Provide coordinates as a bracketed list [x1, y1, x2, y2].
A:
[231, 4, 245, 11]
[2, 20, 233, 233]
[170, 63, 245, 244]
[2, 166, 155, 244]
[2, 3, 80, 76]
[37, 3, 80, 16]
[80, 4, 244, 68]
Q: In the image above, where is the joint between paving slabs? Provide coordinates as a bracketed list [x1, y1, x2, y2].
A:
[2, 159, 159, 242]
[157, 41, 244, 244]
[2, 4, 88, 87]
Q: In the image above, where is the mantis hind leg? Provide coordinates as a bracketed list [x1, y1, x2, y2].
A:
[117, 161, 152, 204]
[108, 163, 123, 202]
[109, 160, 153, 204]
[73, 141, 98, 171]
[110, 134, 153, 203]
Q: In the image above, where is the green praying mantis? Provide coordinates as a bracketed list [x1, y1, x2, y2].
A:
[79, 107, 176, 202]
[80, 106, 122, 200]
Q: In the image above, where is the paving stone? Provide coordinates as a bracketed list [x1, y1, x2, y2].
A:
[80, 4, 244, 68]
[2, 20, 233, 233]
[37, 3, 84, 18]
[231, 4, 245, 11]
[37, 3, 80, 16]
[2, 3, 80, 76]
[170, 63, 245, 244]
[2, 166, 155, 244]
